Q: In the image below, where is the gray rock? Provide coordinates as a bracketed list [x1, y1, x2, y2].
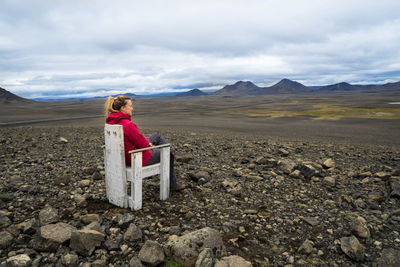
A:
[138, 240, 165, 266]
[165, 227, 226, 267]
[117, 213, 135, 228]
[0, 213, 11, 228]
[195, 248, 215, 267]
[351, 216, 370, 239]
[81, 214, 101, 224]
[70, 229, 105, 256]
[377, 248, 400, 267]
[323, 158, 335, 168]
[74, 194, 87, 207]
[82, 221, 101, 232]
[6, 254, 31, 267]
[129, 257, 144, 267]
[340, 236, 365, 262]
[188, 171, 211, 183]
[277, 159, 296, 174]
[278, 148, 290, 156]
[302, 217, 319, 226]
[289, 170, 301, 178]
[221, 179, 242, 196]
[40, 222, 77, 243]
[17, 219, 36, 235]
[298, 163, 316, 179]
[389, 177, 400, 198]
[61, 253, 79, 266]
[322, 176, 336, 186]
[0, 230, 14, 248]
[39, 206, 59, 226]
[104, 239, 119, 251]
[298, 239, 314, 254]
[215, 255, 252, 267]
[124, 223, 142, 242]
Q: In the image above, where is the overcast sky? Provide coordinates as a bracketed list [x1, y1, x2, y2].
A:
[1, 0, 400, 99]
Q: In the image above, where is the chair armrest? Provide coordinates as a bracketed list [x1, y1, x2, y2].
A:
[128, 144, 170, 154]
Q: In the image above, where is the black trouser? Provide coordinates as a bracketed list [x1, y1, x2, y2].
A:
[145, 133, 177, 186]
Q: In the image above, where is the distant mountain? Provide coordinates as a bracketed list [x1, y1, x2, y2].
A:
[0, 87, 33, 104]
[213, 81, 262, 95]
[176, 88, 207, 97]
[317, 82, 359, 92]
[265, 79, 312, 94]
[213, 79, 311, 95]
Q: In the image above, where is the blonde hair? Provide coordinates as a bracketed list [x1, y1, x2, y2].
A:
[105, 95, 131, 115]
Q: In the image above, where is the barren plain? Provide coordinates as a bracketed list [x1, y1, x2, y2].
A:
[0, 92, 400, 266]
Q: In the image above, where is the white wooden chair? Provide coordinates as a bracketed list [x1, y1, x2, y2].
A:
[104, 124, 170, 210]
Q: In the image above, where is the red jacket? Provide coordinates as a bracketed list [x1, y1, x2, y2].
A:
[106, 112, 151, 166]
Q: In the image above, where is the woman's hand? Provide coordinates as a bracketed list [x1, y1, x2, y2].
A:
[149, 142, 154, 147]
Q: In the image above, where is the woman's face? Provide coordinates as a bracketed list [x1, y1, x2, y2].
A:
[120, 99, 133, 115]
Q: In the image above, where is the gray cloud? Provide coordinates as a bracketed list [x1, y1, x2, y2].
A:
[1, 0, 399, 99]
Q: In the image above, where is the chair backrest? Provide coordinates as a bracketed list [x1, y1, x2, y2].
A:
[104, 124, 128, 208]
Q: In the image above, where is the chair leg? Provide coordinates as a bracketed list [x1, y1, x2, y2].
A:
[160, 147, 170, 200]
[132, 153, 143, 210]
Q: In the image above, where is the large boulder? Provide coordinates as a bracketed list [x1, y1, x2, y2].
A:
[165, 227, 226, 267]
[138, 240, 165, 266]
[40, 222, 77, 243]
[70, 229, 105, 256]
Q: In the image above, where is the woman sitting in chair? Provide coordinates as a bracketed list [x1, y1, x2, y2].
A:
[105, 95, 185, 191]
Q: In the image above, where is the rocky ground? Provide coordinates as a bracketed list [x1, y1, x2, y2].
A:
[0, 125, 400, 266]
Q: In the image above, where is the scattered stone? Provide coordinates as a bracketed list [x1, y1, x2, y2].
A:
[351, 216, 370, 239]
[6, 254, 31, 267]
[195, 248, 215, 267]
[79, 179, 91, 187]
[340, 236, 365, 262]
[104, 239, 119, 251]
[188, 171, 211, 183]
[0, 213, 11, 228]
[74, 194, 87, 207]
[221, 179, 242, 196]
[39, 206, 59, 226]
[302, 217, 319, 226]
[323, 158, 335, 169]
[377, 248, 400, 267]
[59, 137, 68, 143]
[298, 163, 316, 179]
[70, 229, 105, 256]
[81, 214, 101, 224]
[124, 223, 142, 242]
[215, 255, 252, 267]
[118, 213, 135, 228]
[289, 170, 301, 178]
[298, 239, 314, 254]
[323, 176, 336, 186]
[129, 257, 144, 267]
[138, 240, 165, 266]
[277, 159, 296, 174]
[40, 222, 77, 243]
[0, 230, 14, 248]
[165, 227, 226, 266]
[61, 253, 79, 266]
[278, 148, 290, 156]
[389, 177, 400, 198]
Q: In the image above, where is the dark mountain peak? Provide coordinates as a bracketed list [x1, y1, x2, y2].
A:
[318, 82, 355, 91]
[0, 87, 33, 104]
[214, 80, 261, 95]
[274, 78, 306, 87]
[268, 79, 311, 93]
[176, 88, 207, 97]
